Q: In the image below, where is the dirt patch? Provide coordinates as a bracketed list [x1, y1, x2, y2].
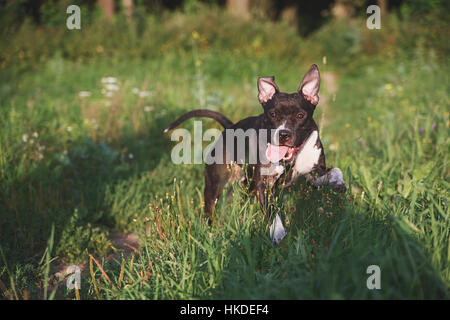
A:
[48, 232, 139, 299]
[110, 232, 140, 256]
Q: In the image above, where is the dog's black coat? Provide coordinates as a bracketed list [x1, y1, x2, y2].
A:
[165, 65, 330, 222]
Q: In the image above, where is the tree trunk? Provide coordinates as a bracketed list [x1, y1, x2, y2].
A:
[331, 1, 355, 19]
[122, 0, 134, 19]
[98, 0, 114, 20]
[226, 0, 249, 18]
[377, 0, 388, 16]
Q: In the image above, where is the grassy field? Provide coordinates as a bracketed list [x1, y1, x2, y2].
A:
[0, 7, 449, 299]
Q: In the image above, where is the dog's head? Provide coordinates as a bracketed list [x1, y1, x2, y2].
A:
[258, 64, 320, 162]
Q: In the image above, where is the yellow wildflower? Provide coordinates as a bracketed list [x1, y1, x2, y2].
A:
[192, 31, 200, 40]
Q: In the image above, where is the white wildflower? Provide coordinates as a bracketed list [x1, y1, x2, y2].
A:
[105, 84, 119, 91]
[139, 91, 151, 98]
[101, 77, 117, 84]
[144, 106, 154, 112]
[101, 89, 114, 97]
[22, 133, 28, 143]
[105, 91, 113, 97]
[78, 91, 91, 98]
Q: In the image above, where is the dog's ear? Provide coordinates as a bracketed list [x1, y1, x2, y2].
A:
[299, 64, 320, 106]
[258, 77, 279, 104]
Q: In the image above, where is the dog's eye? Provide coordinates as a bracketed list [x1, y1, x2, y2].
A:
[269, 111, 276, 118]
[297, 112, 305, 120]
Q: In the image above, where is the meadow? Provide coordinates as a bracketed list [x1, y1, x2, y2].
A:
[0, 6, 448, 299]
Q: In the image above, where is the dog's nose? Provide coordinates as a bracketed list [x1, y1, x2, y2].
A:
[279, 130, 292, 142]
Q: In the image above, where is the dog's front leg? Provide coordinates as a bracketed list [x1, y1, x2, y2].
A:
[256, 182, 286, 246]
[255, 172, 287, 246]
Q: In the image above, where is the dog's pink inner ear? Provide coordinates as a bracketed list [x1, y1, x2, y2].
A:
[299, 64, 320, 105]
[258, 77, 278, 104]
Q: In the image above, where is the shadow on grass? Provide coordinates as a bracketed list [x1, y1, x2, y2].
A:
[42, 165, 449, 300]
[0, 107, 184, 296]
[207, 184, 448, 299]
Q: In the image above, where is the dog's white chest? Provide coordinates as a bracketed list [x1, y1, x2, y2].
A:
[293, 130, 321, 177]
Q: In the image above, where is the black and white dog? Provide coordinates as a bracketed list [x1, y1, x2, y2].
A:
[165, 65, 345, 244]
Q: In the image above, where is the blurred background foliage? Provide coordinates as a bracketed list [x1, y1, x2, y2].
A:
[1, 0, 448, 70]
[0, 0, 448, 299]
[0, 0, 448, 79]
[1, 0, 449, 30]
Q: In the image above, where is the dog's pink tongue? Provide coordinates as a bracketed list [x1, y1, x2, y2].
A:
[266, 144, 289, 163]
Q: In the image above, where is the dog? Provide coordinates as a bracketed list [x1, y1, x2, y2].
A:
[165, 64, 345, 242]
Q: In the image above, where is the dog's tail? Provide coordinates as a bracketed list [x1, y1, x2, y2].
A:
[164, 109, 233, 133]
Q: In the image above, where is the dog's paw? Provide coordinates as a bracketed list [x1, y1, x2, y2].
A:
[270, 214, 286, 246]
[328, 168, 346, 192]
[313, 168, 346, 192]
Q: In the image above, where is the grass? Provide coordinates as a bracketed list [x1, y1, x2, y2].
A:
[0, 7, 449, 299]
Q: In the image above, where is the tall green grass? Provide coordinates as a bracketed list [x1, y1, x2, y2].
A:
[0, 7, 448, 299]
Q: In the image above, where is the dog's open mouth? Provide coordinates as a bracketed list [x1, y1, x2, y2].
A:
[265, 143, 298, 163]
